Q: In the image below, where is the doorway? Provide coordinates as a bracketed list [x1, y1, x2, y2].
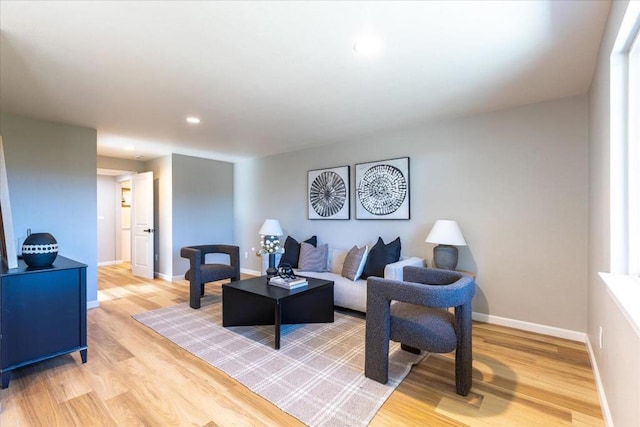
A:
[119, 179, 132, 263]
[97, 169, 134, 266]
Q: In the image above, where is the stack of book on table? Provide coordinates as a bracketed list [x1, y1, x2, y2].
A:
[269, 276, 308, 289]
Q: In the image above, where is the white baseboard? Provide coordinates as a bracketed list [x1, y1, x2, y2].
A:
[153, 271, 174, 282]
[241, 268, 261, 276]
[87, 300, 100, 309]
[97, 260, 123, 267]
[472, 312, 587, 343]
[585, 336, 613, 427]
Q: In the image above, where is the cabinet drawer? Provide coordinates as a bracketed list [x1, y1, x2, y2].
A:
[1, 269, 82, 368]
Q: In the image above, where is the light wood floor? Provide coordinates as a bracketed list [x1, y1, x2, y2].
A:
[0, 264, 603, 426]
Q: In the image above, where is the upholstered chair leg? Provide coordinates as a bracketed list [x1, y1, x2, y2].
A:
[189, 281, 201, 309]
[400, 343, 421, 354]
[201, 283, 205, 296]
[365, 286, 392, 384]
[455, 303, 473, 396]
[365, 327, 390, 384]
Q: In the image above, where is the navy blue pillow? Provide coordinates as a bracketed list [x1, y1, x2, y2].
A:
[361, 237, 401, 279]
[278, 235, 317, 268]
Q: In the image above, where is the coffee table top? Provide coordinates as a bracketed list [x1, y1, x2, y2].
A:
[222, 275, 333, 301]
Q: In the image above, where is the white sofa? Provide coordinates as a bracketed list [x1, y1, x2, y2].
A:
[264, 248, 424, 313]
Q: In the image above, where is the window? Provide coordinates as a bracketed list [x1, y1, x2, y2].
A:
[610, 3, 640, 276]
[604, 2, 640, 333]
[629, 30, 640, 276]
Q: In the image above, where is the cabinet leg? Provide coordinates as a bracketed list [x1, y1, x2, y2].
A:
[1, 371, 10, 389]
[80, 349, 88, 363]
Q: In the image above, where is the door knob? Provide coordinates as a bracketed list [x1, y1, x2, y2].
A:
[143, 228, 155, 233]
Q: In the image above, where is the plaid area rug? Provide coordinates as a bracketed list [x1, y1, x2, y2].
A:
[133, 296, 426, 426]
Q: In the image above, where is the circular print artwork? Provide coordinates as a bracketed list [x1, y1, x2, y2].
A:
[357, 164, 407, 215]
[310, 171, 347, 217]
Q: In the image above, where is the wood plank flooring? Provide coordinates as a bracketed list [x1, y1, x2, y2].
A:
[0, 263, 603, 426]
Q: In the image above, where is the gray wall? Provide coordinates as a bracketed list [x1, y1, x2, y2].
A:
[0, 113, 98, 306]
[235, 95, 589, 332]
[588, 1, 640, 426]
[172, 153, 234, 277]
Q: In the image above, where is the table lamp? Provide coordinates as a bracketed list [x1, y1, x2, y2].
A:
[425, 220, 467, 270]
[259, 219, 283, 277]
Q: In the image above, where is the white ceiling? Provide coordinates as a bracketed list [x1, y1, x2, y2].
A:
[0, 1, 610, 162]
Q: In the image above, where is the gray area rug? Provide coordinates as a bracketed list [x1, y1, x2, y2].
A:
[133, 295, 426, 426]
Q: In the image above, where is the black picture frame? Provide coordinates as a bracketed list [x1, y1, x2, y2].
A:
[307, 165, 350, 220]
[355, 157, 410, 220]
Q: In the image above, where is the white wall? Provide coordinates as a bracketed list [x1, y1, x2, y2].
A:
[0, 113, 98, 307]
[97, 174, 116, 263]
[236, 95, 589, 332]
[588, 1, 640, 426]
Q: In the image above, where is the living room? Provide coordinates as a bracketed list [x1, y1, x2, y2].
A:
[1, 1, 638, 426]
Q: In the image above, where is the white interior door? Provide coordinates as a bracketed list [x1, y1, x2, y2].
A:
[131, 171, 154, 279]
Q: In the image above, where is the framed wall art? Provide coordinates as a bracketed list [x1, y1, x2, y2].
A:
[307, 165, 350, 220]
[355, 157, 410, 220]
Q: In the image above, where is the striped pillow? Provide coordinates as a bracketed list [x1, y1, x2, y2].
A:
[341, 245, 369, 281]
[298, 242, 329, 272]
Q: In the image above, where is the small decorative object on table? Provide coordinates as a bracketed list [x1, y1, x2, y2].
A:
[269, 263, 308, 289]
[259, 219, 283, 278]
[21, 231, 58, 268]
[269, 276, 308, 290]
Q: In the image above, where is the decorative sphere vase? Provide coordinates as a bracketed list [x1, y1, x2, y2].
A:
[22, 232, 58, 268]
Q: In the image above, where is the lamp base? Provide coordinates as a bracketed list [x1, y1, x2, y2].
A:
[433, 244, 458, 270]
[266, 253, 277, 278]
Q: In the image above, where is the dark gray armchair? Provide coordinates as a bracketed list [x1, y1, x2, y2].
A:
[365, 266, 476, 396]
[180, 244, 240, 309]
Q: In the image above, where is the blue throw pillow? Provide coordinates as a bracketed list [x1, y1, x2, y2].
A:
[278, 235, 317, 268]
[361, 237, 401, 279]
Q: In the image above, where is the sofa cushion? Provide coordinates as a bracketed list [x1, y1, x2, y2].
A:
[185, 264, 237, 283]
[341, 245, 369, 281]
[328, 248, 349, 274]
[361, 237, 401, 279]
[297, 255, 424, 313]
[279, 235, 317, 268]
[298, 242, 328, 272]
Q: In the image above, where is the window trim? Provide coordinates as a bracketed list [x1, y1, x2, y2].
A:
[610, 2, 640, 276]
[604, 2, 640, 337]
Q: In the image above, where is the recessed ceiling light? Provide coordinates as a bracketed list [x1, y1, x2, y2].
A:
[353, 35, 383, 57]
[186, 117, 201, 124]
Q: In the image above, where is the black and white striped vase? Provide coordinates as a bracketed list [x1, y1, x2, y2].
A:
[22, 232, 58, 268]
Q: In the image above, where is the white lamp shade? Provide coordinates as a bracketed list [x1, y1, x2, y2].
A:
[425, 220, 467, 246]
[259, 219, 283, 236]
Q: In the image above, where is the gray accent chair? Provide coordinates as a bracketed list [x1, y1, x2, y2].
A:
[180, 245, 240, 309]
[365, 266, 476, 396]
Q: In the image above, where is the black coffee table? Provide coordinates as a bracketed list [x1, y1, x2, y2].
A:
[222, 275, 334, 349]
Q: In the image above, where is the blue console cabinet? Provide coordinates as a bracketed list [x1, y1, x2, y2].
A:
[0, 256, 87, 388]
